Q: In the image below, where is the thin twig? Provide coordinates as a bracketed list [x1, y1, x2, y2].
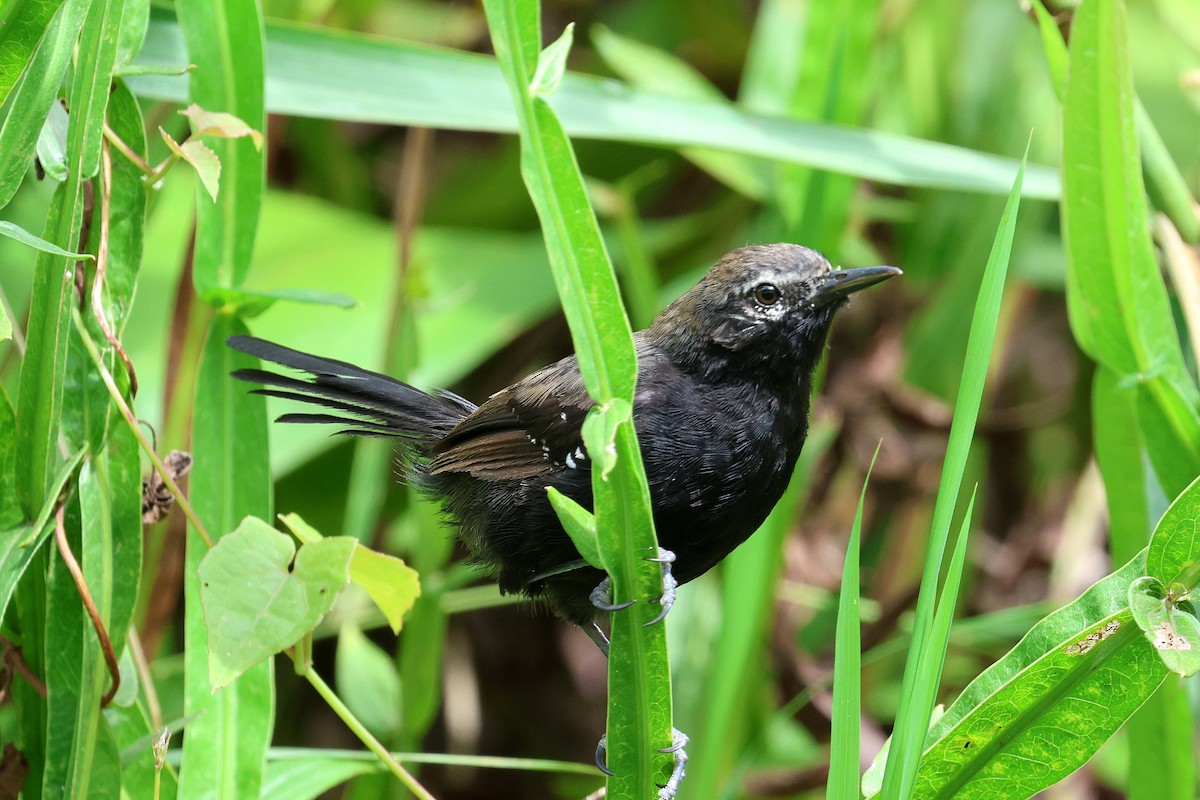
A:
[1, 637, 47, 698]
[126, 628, 163, 729]
[91, 142, 139, 397]
[53, 503, 122, 706]
[103, 124, 154, 176]
[296, 654, 438, 800]
[70, 307, 215, 548]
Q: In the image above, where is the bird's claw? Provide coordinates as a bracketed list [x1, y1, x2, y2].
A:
[590, 577, 636, 613]
[595, 729, 688, 798]
[657, 729, 689, 800]
[644, 548, 678, 627]
[594, 734, 614, 776]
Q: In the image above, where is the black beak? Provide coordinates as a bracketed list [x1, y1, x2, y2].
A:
[812, 265, 902, 306]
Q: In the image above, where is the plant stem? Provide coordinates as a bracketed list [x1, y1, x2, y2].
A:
[296, 655, 437, 800]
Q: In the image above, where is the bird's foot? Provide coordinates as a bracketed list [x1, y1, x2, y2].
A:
[590, 576, 636, 613]
[644, 548, 677, 626]
[657, 729, 689, 800]
[593, 729, 689, 799]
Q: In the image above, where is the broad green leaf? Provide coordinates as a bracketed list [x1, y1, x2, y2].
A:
[199, 515, 355, 688]
[546, 487, 601, 570]
[348, 543, 420, 635]
[881, 148, 1026, 800]
[129, 10, 1061, 199]
[181, 314, 274, 799]
[0, 0, 89, 209]
[911, 614, 1163, 799]
[906, 551, 1166, 798]
[0, 302, 10, 346]
[335, 622, 402, 738]
[176, 0, 264, 294]
[1146, 474, 1200, 588]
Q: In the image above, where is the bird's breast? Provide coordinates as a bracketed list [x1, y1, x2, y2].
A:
[632, 376, 809, 584]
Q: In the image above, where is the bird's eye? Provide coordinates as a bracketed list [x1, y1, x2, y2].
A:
[753, 283, 782, 306]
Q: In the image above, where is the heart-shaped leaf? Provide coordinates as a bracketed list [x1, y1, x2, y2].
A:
[200, 516, 355, 688]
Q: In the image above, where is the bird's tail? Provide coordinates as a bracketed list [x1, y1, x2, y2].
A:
[227, 336, 476, 449]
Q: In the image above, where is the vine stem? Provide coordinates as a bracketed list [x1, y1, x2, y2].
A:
[53, 502, 121, 705]
[69, 307, 214, 548]
[295, 654, 437, 800]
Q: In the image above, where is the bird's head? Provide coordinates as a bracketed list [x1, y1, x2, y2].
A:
[648, 243, 901, 382]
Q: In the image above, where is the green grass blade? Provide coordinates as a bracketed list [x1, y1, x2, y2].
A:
[180, 315, 275, 799]
[1061, 0, 1200, 498]
[15, 0, 119, 509]
[827, 445, 880, 800]
[483, 2, 671, 795]
[130, 11, 1060, 199]
[175, 0, 265, 295]
[879, 148, 1026, 799]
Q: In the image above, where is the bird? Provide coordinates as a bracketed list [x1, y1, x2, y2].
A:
[228, 244, 899, 636]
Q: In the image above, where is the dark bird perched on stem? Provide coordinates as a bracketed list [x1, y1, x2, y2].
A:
[228, 244, 899, 634]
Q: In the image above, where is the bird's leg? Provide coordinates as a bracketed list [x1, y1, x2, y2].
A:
[589, 576, 636, 613]
[584, 622, 610, 657]
[592, 728, 689, 799]
[589, 548, 677, 623]
[587, 548, 686, 795]
[644, 548, 678, 626]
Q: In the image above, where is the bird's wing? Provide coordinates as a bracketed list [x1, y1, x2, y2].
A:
[429, 356, 593, 479]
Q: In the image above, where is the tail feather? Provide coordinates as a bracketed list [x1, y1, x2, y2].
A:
[227, 335, 475, 447]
